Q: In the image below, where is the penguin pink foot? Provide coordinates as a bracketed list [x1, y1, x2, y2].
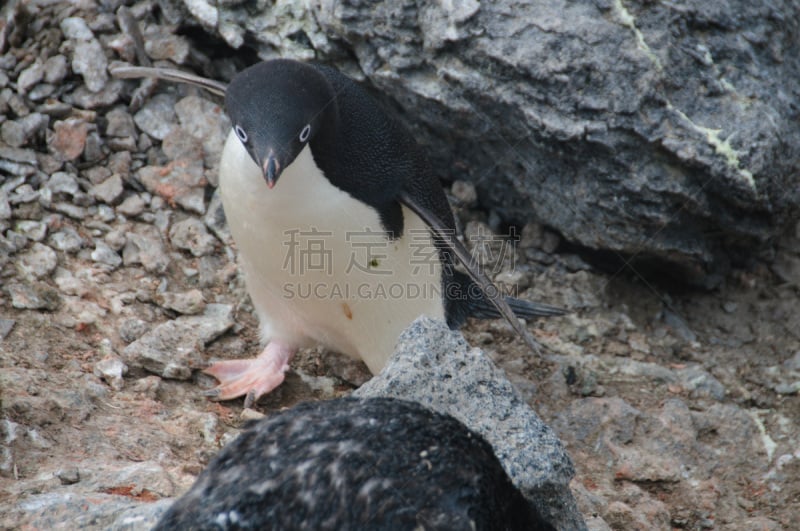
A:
[204, 341, 295, 408]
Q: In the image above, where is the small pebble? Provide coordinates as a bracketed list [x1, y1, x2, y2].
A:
[72, 39, 109, 92]
[0, 191, 11, 219]
[9, 183, 39, 204]
[89, 174, 124, 205]
[144, 33, 190, 64]
[116, 194, 146, 217]
[169, 218, 217, 257]
[16, 61, 45, 93]
[14, 220, 47, 241]
[123, 230, 170, 273]
[49, 119, 89, 161]
[59, 17, 94, 40]
[119, 318, 150, 344]
[43, 55, 69, 84]
[0, 318, 15, 339]
[134, 94, 178, 140]
[17, 242, 58, 279]
[27, 84, 56, 101]
[51, 202, 88, 220]
[451, 180, 477, 206]
[48, 227, 86, 253]
[105, 106, 137, 137]
[1, 113, 47, 147]
[155, 289, 207, 315]
[93, 355, 129, 390]
[104, 229, 127, 251]
[240, 408, 266, 421]
[56, 468, 81, 485]
[68, 80, 124, 109]
[83, 131, 105, 162]
[7, 282, 61, 310]
[722, 301, 738, 314]
[46, 172, 79, 196]
[36, 99, 72, 118]
[4, 230, 28, 251]
[91, 240, 122, 268]
[95, 204, 116, 223]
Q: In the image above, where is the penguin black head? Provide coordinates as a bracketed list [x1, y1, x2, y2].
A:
[225, 59, 337, 189]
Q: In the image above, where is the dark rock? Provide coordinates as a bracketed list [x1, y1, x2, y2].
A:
[197, 0, 800, 285]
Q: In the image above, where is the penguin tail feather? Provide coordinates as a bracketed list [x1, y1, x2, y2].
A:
[467, 295, 567, 320]
[444, 271, 567, 329]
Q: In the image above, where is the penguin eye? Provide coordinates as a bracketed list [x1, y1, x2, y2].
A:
[234, 124, 248, 143]
[299, 124, 311, 143]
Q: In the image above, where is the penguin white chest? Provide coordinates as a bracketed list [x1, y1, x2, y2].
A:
[218, 131, 445, 373]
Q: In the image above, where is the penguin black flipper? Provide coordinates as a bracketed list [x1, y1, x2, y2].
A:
[399, 190, 546, 354]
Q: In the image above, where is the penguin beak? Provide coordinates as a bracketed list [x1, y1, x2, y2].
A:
[262, 154, 281, 189]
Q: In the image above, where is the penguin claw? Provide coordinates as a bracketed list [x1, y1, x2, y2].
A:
[203, 342, 295, 404]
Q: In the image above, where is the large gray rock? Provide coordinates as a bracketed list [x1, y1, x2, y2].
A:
[355, 316, 586, 530]
[184, 0, 800, 286]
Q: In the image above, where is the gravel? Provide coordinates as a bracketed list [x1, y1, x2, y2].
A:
[1, 2, 797, 530]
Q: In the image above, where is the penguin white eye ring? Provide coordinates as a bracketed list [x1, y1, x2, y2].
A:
[299, 124, 311, 142]
[234, 124, 248, 143]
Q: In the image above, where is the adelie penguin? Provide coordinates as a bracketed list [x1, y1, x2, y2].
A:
[153, 397, 556, 531]
[112, 60, 565, 406]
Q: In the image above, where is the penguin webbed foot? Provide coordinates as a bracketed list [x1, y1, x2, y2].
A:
[203, 341, 295, 406]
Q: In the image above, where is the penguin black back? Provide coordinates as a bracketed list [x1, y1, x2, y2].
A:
[154, 397, 555, 531]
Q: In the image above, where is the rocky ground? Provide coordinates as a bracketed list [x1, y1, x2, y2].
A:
[1, 1, 798, 530]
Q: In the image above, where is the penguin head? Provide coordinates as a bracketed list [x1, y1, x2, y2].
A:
[225, 60, 336, 189]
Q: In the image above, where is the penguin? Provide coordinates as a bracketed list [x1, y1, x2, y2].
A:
[111, 61, 565, 407]
[152, 397, 556, 531]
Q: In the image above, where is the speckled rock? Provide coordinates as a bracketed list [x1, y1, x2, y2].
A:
[122, 304, 234, 380]
[169, 218, 217, 257]
[89, 174, 124, 205]
[133, 93, 177, 141]
[16, 242, 58, 279]
[355, 316, 585, 530]
[154, 289, 206, 315]
[122, 227, 170, 274]
[6, 281, 61, 310]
